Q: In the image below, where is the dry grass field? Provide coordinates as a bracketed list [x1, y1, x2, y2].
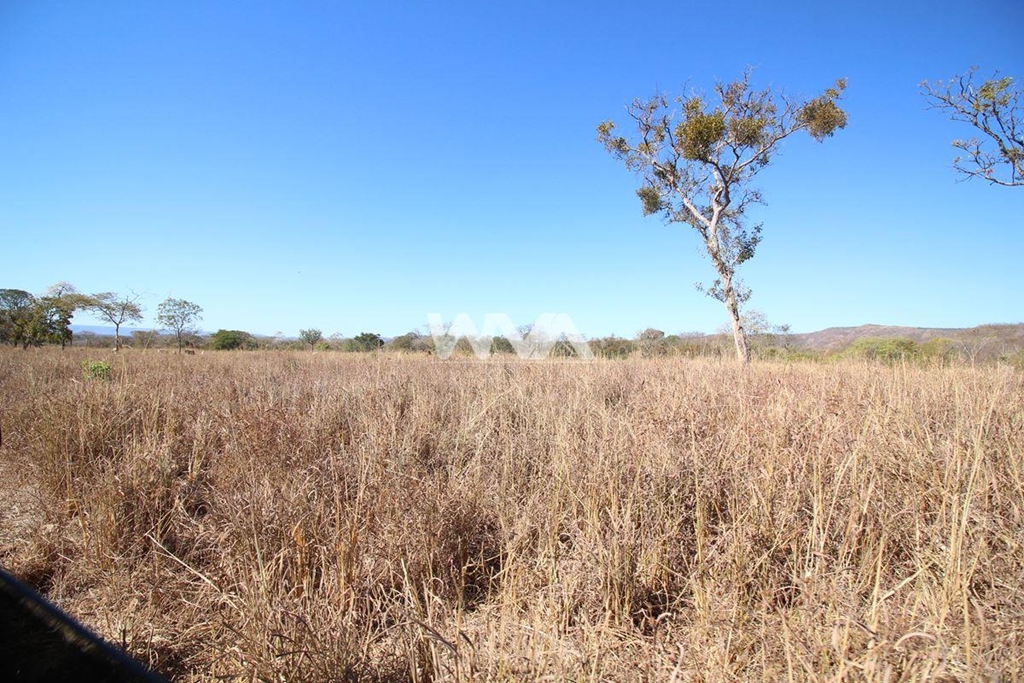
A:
[1, 348, 1022, 681]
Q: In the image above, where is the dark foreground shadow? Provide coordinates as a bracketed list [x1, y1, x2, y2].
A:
[0, 567, 166, 682]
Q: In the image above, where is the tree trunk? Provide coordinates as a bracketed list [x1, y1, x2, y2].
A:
[722, 281, 750, 364]
[708, 249, 751, 364]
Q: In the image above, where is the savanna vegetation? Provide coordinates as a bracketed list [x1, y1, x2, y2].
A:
[1, 348, 1021, 681]
[1, 64, 1020, 681]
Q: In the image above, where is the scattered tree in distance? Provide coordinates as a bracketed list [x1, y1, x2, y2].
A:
[208, 329, 257, 350]
[636, 328, 666, 357]
[921, 68, 1023, 187]
[87, 292, 144, 351]
[352, 332, 384, 352]
[299, 328, 323, 351]
[598, 70, 847, 363]
[157, 297, 204, 354]
[0, 289, 37, 348]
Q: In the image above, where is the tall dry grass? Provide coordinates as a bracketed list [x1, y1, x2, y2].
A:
[0, 348, 1021, 681]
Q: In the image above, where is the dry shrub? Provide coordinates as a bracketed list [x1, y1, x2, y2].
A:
[0, 349, 1021, 681]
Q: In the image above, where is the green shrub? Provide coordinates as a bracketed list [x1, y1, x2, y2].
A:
[351, 332, 384, 352]
[208, 329, 257, 350]
[388, 333, 419, 352]
[82, 360, 111, 381]
[920, 337, 956, 364]
[1001, 349, 1024, 369]
[845, 337, 919, 363]
[490, 336, 515, 354]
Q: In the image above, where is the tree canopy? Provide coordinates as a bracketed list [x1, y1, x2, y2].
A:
[0, 289, 37, 348]
[1, 283, 86, 349]
[87, 291, 143, 351]
[299, 328, 323, 351]
[351, 332, 384, 352]
[156, 298, 203, 354]
[921, 68, 1023, 187]
[208, 329, 257, 351]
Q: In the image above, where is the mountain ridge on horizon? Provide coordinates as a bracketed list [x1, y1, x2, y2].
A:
[788, 322, 1024, 351]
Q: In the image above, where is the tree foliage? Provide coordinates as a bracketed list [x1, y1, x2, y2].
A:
[299, 328, 323, 351]
[636, 328, 667, 357]
[921, 68, 1023, 187]
[598, 70, 847, 363]
[351, 332, 384, 352]
[0, 289, 37, 348]
[389, 331, 435, 353]
[1, 283, 85, 349]
[157, 298, 203, 354]
[844, 337, 921, 364]
[208, 329, 257, 351]
[490, 336, 515, 354]
[39, 282, 88, 349]
[26, 297, 74, 349]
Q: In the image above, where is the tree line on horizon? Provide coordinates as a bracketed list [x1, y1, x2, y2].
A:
[3, 282, 1022, 365]
[0, 284, 201, 354]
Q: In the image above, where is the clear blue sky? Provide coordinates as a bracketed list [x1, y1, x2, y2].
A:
[2, 0, 1022, 338]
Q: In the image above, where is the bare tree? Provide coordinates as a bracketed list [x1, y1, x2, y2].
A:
[921, 68, 1023, 187]
[717, 309, 791, 357]
[87, 292, 143, 351]
[598, 70, 847, 363]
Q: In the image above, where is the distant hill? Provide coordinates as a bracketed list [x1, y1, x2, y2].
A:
[790, 323, 1024, 352]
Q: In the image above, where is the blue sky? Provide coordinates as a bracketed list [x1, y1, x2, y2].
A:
[1, 1, 1021, 338]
